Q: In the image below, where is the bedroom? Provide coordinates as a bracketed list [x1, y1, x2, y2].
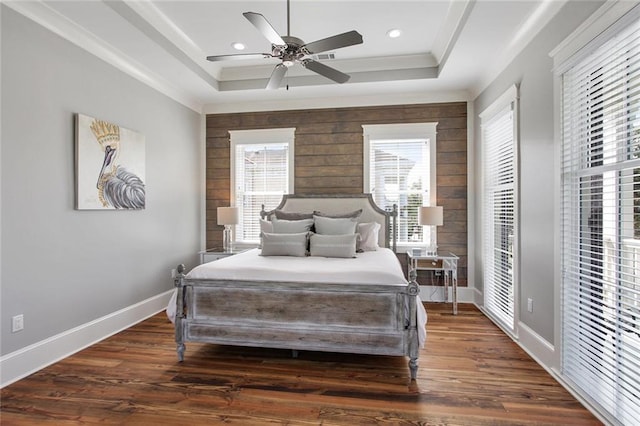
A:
[1, 1, 637, 424]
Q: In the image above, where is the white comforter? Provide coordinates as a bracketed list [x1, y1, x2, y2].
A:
[167, 248, 427, 346]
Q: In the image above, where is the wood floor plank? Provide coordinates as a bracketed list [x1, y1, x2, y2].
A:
[1, 303, 601, 425]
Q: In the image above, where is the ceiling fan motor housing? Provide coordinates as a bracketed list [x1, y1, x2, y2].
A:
[274, 36, 306, 66]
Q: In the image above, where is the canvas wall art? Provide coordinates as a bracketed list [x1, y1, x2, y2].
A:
[75, 114, 146, 210]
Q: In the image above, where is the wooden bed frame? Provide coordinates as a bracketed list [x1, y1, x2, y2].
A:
[173, 194, 421, 380]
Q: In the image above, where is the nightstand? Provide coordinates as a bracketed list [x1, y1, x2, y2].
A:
[407, 250, 459, 315]
[198, 248, 246, 264]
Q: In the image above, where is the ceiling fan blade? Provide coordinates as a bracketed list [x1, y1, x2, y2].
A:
[302, 30, 363, 55]
[266, 63, 288, 90]
[206, 53, 272, 62]
[243, 12, 286, 46]
[302, 59, 350, 84]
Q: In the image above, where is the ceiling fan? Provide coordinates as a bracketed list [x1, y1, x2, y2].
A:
[206, 0, 363, 90]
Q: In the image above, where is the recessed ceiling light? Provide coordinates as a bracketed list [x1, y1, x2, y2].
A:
[387, 29, 402, 39]
[231, 42, 246, 51]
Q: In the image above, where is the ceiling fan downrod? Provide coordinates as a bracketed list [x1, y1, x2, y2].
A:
[286, 0, 291, 37]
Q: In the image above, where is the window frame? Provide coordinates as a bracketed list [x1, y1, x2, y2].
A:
[479, 84, 519, 335]
[552, 3, 640, 424]
[363, 122, 438, 251]
[229, 128, 295, 247]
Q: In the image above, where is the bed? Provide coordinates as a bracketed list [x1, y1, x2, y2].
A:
[169, 194, 426, 380]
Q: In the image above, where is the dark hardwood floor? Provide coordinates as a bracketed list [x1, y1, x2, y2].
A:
[1, 303, 601, 425]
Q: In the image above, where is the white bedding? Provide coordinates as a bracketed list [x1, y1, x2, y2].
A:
[188, 247, 406, 284]
[167, 247, 427, 346]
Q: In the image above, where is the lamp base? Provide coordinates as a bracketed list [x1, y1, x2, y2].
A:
[427, 227, 437, 256]
[223, 226, 233, 252]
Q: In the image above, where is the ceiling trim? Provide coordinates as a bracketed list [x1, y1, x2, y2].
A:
[432, 0, 476, 75]
[218, 66, 438, 91]
[109, 0, 218, 88]
[470, 0, 568, 98]
[4, 0, 204, 113]
[203, 89, 471, 114]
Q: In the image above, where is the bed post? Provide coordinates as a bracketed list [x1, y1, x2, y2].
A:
[174, 264, 186, 362]
[407, 268, 420, 381]
[391, 203, 398, 252]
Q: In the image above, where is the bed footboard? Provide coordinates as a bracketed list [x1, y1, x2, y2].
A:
[173, 266, 421, 380]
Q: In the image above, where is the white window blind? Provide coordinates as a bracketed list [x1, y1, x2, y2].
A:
[230, 128, 294, 244]
[560, 14, 640, 425]
[363, 123, 437, 248]
[480, 88, 517, 332]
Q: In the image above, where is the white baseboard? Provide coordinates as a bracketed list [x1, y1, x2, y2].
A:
[517, 321, 556, 369]
[419, 285, 477, 304]
[0, 290, 174, 388]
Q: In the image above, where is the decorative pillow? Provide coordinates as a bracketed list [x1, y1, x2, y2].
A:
[274, 210, 314, 220]
[271, 217, 314, 234]
[357, 222, 381, 251]
[313, 215, 358, 235]
[260, 232, 308, 257]
[309, 233, 357, 258]
[260, 218, 274, 234]
[313, 209, 363, 219]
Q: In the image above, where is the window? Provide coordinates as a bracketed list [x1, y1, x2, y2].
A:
[363, 123, 437, 248]
[480, 85, 518, 333]
[559, 12, 640, 425]
[230, 128, 294, 245]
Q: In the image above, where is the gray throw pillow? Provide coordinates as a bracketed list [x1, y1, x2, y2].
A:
[261, 232, 308, 257]
[313, 209, 363, 219]
[309, 233, 358, 258]
[313, 215, 358, 235]
[271, 217, 314, 234]
[274, 210, 314, 220]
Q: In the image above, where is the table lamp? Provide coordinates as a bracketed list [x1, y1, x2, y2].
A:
[419, 206, 443, 256]
[217, 206, 239, 252]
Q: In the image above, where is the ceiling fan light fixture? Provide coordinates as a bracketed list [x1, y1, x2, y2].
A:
[387, 29, 402, 39]
[231, 42, 246, 51]
[283, 60, 295, 67]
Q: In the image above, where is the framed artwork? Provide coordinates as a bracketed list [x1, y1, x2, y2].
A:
[75, 114, 146, 210]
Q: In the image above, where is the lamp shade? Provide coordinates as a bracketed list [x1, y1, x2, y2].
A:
[419, 206, 443, 226]
[217, 206, 239, 226]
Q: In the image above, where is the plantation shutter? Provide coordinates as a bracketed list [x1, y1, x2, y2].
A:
[560, 14, 640, 425]
[231, 128, 294, 244]
[481, 92, 517, 332]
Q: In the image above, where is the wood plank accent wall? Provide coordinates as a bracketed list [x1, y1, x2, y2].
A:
[205, 102, 467, 286]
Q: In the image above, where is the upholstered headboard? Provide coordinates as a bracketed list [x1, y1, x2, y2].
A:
[262, 194, 397, 250]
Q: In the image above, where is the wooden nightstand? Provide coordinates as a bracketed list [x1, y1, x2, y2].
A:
[407, 250, 459, 315]
[198, 248, 247, 264]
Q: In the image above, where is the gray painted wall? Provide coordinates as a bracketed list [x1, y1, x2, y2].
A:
[472, 1, 604, 343]
[1, 6, 202, 355]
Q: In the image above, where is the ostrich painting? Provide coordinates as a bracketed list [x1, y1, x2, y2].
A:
[75, 115, 145, 210]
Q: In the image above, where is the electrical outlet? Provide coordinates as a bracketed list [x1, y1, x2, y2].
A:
[527, 298, 533, 313]
[12, 314, 24, 332]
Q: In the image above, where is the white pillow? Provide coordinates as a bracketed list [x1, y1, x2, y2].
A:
[309, 233, 357, 258]
[313, 215, 358, 235]
[261, 232, 308, 257]
[271, 217, 314, 234]
[260, 218, 273, 234]
[357, 222, 381, 251]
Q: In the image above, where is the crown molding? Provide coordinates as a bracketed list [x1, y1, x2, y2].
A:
[203, 89, 471, 114]
[470, 0, 567, 99]
[4, 0, 204, 113]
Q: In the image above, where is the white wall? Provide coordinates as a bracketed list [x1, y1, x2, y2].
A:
[472, 1, 604, 345]
[1, 5, 201, 365]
